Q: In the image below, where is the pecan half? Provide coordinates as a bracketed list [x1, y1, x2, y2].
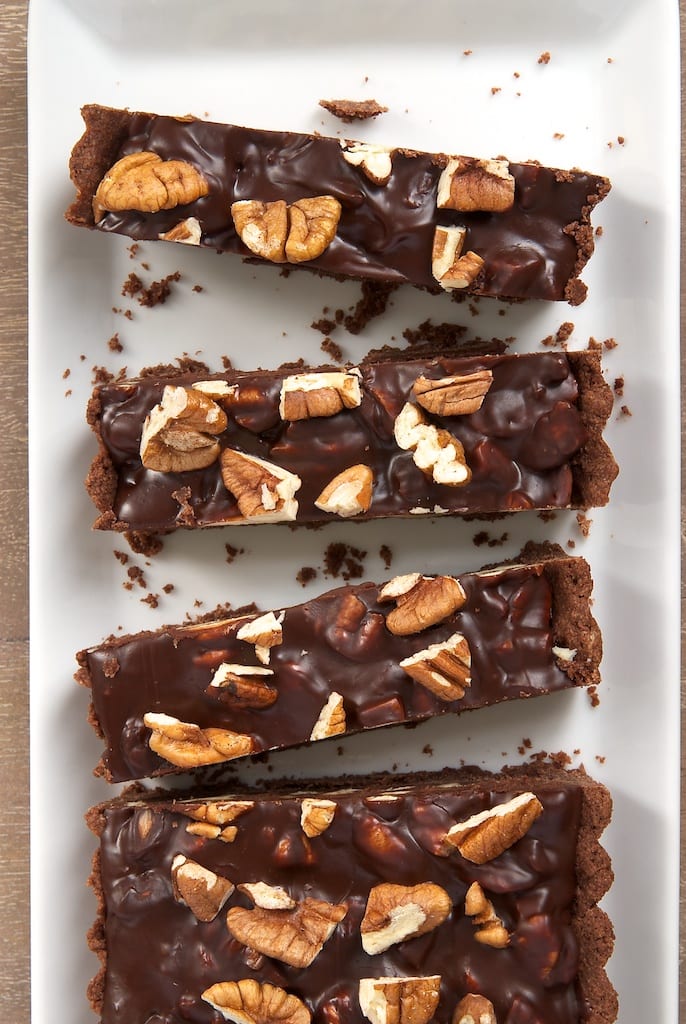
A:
[237, 611, 285, 665]
[453, 994, 497, 1024]
[143, 712, 255, 767]
[140, 385, 228, 473]
[159, 216, 202, 244]
[464, 882, 510, 948]
[359, 977, 441, 1024]
[399, 632, 471, 701]
[437, 157, 515, 213]
[279, 370, 362, 420]
[445, 792, 543, 864]
[341, 141, 393, 185]
[226, 896, 348, 968]
[208, 663, 277, 708]
[93, 151, 209, 221]
[203, 979, 311, 1024]
[378, 573, 466, 636]
[310, 692, 346, 740]
[171, 854, 234, 921]
[361, 882, 452, 954]
[220, 450, 301, 522]
[300, 798, 337, 838]
[285, 196, 342, 263]
[412, 370, 494, 417]
[231, 199, 289, 262]
[315, 464, 374, 518]
[394, 402, 471, 486]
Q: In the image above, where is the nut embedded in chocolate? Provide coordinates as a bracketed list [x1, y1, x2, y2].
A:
[231, 199, 288, 263]
[452, 993, 497, 1024]
[93, 150, 209, 221]
[412, 370, 493, 417]
[399, 632, 472, 701]
[143, 712, 255, 767]
[315, 464, 374, 518]
[226, 896, 348, 968]
[208, 663, 278, 709]
[393, 403, 472, 486]
[159, 216, 202, 244]
[203, 979, 311, 1024]
[358, 976, 441, 1024]
[437, 157, 515, 213]
[310, 692, 346, 740]
[360, 882, 452, 954]
[464, 882, 510, 948]
[236, 611, 285, 666]
[279, 370, 362, 421]
[378, 573, 467, 636]
[220, 449, 301, 523]
[238, 882, 296, 910]
[300, 799, 337, 838]
[171, 854, 234, 921]
[341, 141, 393, 185]
[446, 791, 544, 863]
[140, 385, 228, 473]
[285, 196, 342, 263]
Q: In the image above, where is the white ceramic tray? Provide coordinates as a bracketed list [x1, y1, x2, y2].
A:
[28, 1, 681, 1021]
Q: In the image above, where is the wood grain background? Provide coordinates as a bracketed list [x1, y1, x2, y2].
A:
[0, 2, 682, 1021]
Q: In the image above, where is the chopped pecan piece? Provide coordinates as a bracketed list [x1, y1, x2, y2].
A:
[361, 882, 452, 954]
[279, 370, 362, 420]
[171, 854, 234, 921]
[226, 896, 348, 968]
[208, 663, 277, 709]
[439, 248, 485, 290]
[464, 882, 510, 948]
[203, 979, 311, 1024]
[315, 464, 374, 518]
[453, 994, 497, 1024]
[341, 141, 393, 185]
[300, 798, 337, 838]
[181, 800, 254, 826]
[359, 976, 441, 1024]
[93, 151, 209, 221]
[236, 611, 285, 665]
[445, 792, 544, 864]
[220, 450, 301, 522]
[378, 573, 466, 636]
[143, 712, 255, 767]
[400, 632, 471, 700]
[238, 882, 296, 910]
[437, 157, 515, 213]
[159, 216, 202, 244]
[310, 692, 346, 740]
[394, 402, 471, 486]
[412, 370, 493, 417]
[140, 385, 228, 473]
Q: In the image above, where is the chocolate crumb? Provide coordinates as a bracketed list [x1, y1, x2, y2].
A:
[587, 337, 602, 352]
[193, 599, 203, 608]
[221, 355, 233, 370]
[296, 567, 318, 587]
[102, 656, 120, 679]
[473, 530, 509, 548]
[613, 376, 624, 397]
[342, 282, 396, 335]
[576, 512, 592, 538]
[595, 225, 604, 237]
[323, 542, 367, 581]
[603, 337, 618, 350]
[490, 87, 501, 95]
[123, 581, 133, 591]
[537, 510, 557, 522]
[142, 593, 160, 609]
[122, 272, 143, 297]
[557, 321, 574, 343]
[80, 354, 86, 361]
[468, 302, 479, 317]
[537, 51, 551, 64]
[553, 133, 565, 140]
[137, 271, 182, 307]
[617, 136, 625, 145]
[513, 71, 520, 78]
[162, 584, 174, 594]
[337, 746, 345, 756]
[620, 404, 632, 417]
[379, 544, 393, 569]
[128, 243, 139, 259]
[463, 49, 472, 56]
[141, 262, 150, 271]
[318, 98, 388, 122]
[92, 365, 116, 385]
[402, 319, 468, 348]
[567, 539, 576, 549]
[587, 685, 600, 708]
[192, 284, 204, 293]
[595, 754, 606, 764]
[422, 745, 433, 755]
[225, 543, 245, 565]
[107, 333, 123, 353]
[172, 486, 196, 527]
[311, 317, 337, 336]
[320, 337, 343, 362]
[125, 531, 163, 557]
[113, 550, 129, 565]
[62, 367, 71, 379]
[127, 566, 147, 590]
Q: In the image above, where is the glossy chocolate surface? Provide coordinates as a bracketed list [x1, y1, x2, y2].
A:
[92, 352, 589, 533]
[71, 107, 609, 302]
[83, 562, 586, 783]
[94, 776, 584, 1024]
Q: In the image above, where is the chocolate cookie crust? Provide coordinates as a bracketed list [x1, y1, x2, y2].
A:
[67, 104, 610, 304]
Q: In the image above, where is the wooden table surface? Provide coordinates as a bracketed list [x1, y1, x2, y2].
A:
[0, 3, 683, 1021]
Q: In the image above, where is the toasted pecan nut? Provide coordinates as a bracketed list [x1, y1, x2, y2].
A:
[208, 663, 277, 708]
[399, 632, 472, 701]
[464, 882, 510, 948]
[453, 994, 497, 1024]
[226, 896, 348, 968]
[285, 196, 342, 263]
[94, 151, 209, 221]
[361, 882, 452, 954]
[220, 449, 301, 522]
[359, 976, 441, 1024]
[236, 611, 284, 665]
[171, 854, 234, 921]
[300, 798, 337, 838]
[231, 199, 288, 263]
[341, 141, 393, 185]
[378, 573, 466, 636]
[310, 692, 346, 740]
[439, 249, 485, 291]
[413, 370, 494, 417]
[159, 216, 202, 244]
[394, 402, 471, 486]
[203, 979, 311, 1024]
[140, 385, 228, 473]
[315, 464, 374, 518]
[238, 882, 296, 910]
[437, 157, 515, 213]
[143, 712, 255, 767]
[279, 370, 362, 420]
[445, 792, 543, 864]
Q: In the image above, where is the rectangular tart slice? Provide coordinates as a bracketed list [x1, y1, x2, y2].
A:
[85, 350, 617, 535]
[67, 104, 610, 304]
[85, 764, 617, 1024]
[76, 547, 601, 783]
